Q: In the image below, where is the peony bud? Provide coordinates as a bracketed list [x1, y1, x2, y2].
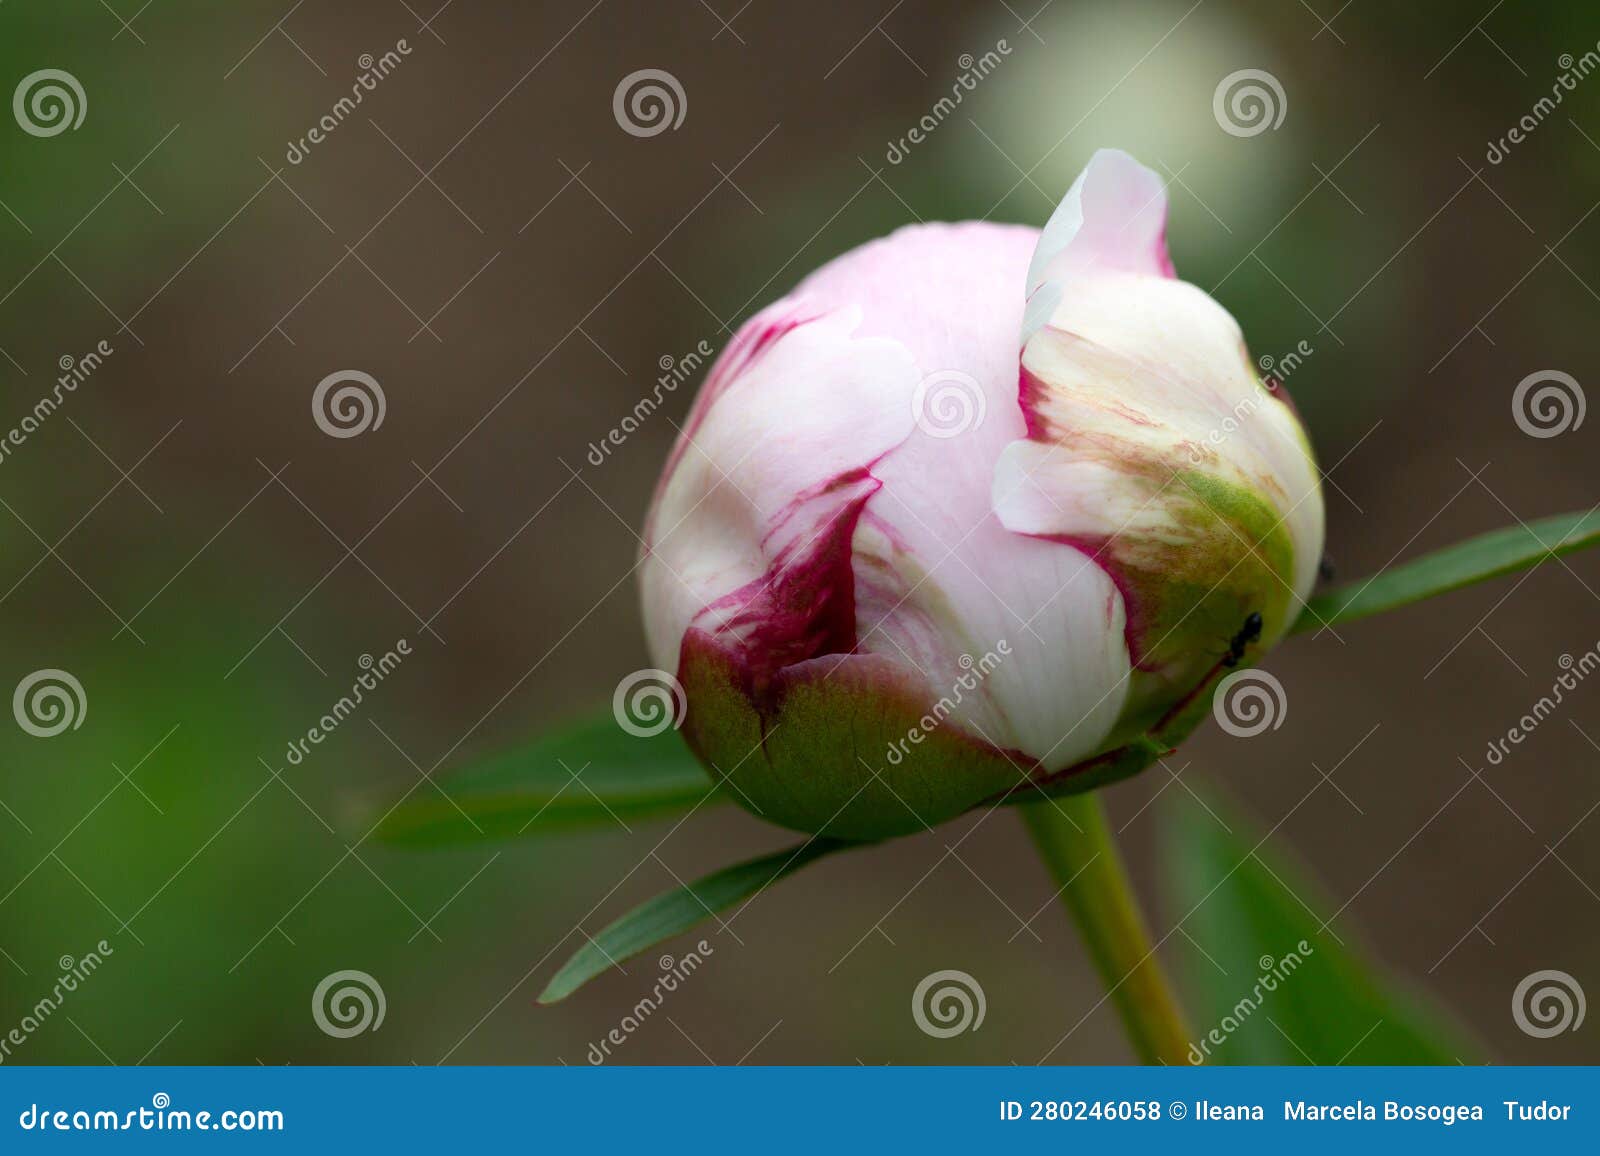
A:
[640, 150, 1323, 839]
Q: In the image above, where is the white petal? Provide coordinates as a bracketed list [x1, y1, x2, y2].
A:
[1022, 148, 1173, 344]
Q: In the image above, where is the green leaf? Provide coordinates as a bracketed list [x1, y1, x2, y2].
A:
[1166, 794, 1476, 1064]
[1294, 508, 1600, 633]
[375, 712, 724, 847]
[539, 838, 861, 1003]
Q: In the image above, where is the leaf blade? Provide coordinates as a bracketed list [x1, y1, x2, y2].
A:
[1166, 794, 1477, 1064]
[539, 837, 860, 1003]
[1294, 508, 1600, 633]
[375, 712, 723, 847]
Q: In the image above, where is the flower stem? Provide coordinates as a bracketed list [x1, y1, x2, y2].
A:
[1020, 792, 1192, 1064]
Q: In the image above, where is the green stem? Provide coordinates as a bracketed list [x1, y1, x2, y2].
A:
[1021, 792, 1192, 1064]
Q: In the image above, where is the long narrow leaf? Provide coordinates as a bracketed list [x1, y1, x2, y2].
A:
[1294, 508, 1600, 633]
[376, 712, 723, 847]
[1167, 794, 1476, 1064]
[539, 838, 861, 1003]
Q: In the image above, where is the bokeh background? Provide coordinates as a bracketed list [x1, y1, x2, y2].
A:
[1, 0, 1597, 1065]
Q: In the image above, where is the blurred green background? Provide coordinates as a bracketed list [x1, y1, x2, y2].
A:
[0, 0, 1597, 1064]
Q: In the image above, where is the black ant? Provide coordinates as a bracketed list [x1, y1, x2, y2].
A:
[1222, 611, 1264, 668]
[1318, 554, 1336, 583]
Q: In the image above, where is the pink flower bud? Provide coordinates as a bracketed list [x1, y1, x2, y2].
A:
[640, 150, 1324, 839]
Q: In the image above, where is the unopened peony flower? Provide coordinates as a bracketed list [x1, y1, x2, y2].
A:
[640, 150, 1324, 839]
